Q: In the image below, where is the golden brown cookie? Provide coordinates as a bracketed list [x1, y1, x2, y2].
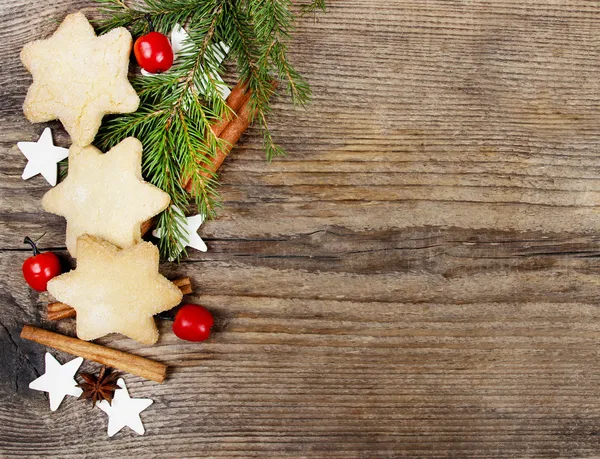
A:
[42, 137, 170, 257]
[21, 12, 139, 146]
[48, 235, 183, 345]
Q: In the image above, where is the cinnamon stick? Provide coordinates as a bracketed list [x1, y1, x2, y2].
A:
[211, 81, 251, 138]
[21, 325, 168, 383]
[141, 82, 252, 235]
[184, 96, 254, 192]
[207, 98, 254, 177]
[188, 80, 278, 190]
[47, 302, 76, 321]
[47, 277, 192, 321]
[140, 217, 156, 237]
[172, 276, 193, 294]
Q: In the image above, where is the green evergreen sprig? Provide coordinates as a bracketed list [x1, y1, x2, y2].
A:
[94, 0, 323, 261]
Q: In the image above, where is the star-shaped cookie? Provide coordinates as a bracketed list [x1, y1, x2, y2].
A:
[21, 12, 139, 146]
[42, 137, 170, 257]
[47, 235, 183, 344]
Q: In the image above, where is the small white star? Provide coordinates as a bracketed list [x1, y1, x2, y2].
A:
[29, 353, 83, 411]
[18, 128, 69, 186]
[152, 205, 207, 260]
[97, 378, 153, 437]
[170, 23, 191, 57]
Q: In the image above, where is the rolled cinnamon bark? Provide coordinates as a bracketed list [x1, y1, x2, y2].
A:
[184, 96, 254, 192]
[140, 217, 156, 237]
[211, 81, 250, 137]
[21, 325, 168, 383]
[205, 97, 253, 176]
[46, 302, 76, 321]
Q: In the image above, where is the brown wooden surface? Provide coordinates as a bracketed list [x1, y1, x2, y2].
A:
[2, 1, 600, 457]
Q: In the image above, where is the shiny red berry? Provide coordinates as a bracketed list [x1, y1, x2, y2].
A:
[173, 304, 214, 342]
[134, 31, 174, 73]
[22, 236, 61, 292]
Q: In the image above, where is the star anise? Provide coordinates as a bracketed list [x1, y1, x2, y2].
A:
[77, 366, 120, 407]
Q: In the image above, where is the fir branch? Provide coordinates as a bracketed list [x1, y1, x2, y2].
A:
[224, 2, 285, 160]
[301, 0, 327, 15]
[250, 0, 311, 105]
[96, 0, 204, 35]
[95, 0, 325, 260]
[224, 2, 273, 110]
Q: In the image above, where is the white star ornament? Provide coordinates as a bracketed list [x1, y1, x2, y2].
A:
[29, 353, 83, 411]
[152, 205, 207, 260]
[97, 378, 153, 437]
[18, 128, 68, 186]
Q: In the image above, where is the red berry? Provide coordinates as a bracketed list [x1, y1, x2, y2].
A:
[22, 237, 61, 292]
[173, 304, 214, 342]
[133, 32, 174, 74]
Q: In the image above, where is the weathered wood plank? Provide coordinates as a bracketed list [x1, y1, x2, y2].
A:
[3, 0, 600, 457]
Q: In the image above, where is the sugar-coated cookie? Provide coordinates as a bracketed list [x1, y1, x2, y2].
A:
[42, 137, 170, 257]
[21, 12, 139, 146]
[48, 235, 183, 345]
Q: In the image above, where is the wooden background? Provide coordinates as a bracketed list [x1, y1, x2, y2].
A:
[2, 0, 600, 457]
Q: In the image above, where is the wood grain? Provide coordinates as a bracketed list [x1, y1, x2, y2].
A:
[3, 0, 600, 457]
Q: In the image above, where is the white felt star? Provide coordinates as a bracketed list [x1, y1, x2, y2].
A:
[97, 378, 153, 437]
[18, 128, 68, 186]
[143, 24, 230, 99]
[152, 205, 207, 260]
[29, 353, 83, 411]
[170, 23, 192, 58]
